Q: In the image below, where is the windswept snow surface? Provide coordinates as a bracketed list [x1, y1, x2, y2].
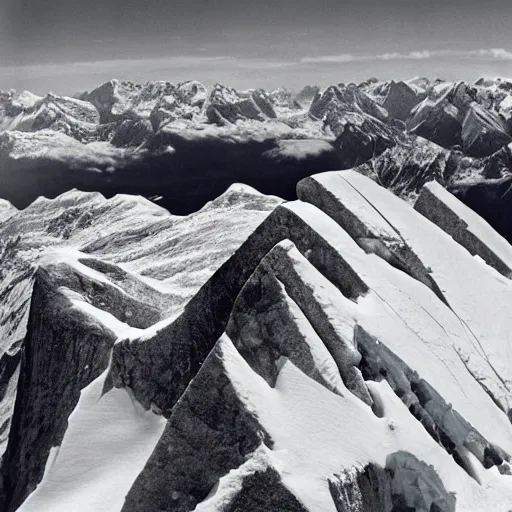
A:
[0, 199, 17, 222]
[18, 372, 166, 512]
[220, 336, 512, 512]
[305, 170, 512, 413]
[421, 180, 512, 272]
[6, 170, 512, 512]
[0, 185, 280, 458]
[280, 203, 512, 454]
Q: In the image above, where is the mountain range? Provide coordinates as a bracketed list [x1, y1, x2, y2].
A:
[2, 170, 512, 511]
[1, 76, 512, 511]
[1, 77, 512, 240]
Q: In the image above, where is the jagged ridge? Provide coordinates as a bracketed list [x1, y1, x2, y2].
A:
[3, 170, 512, 511]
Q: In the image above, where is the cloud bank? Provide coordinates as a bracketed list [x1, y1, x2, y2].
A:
[0, 55, 294, 81]
[2, 47, 511, 94]
[301, 48, 512, 64]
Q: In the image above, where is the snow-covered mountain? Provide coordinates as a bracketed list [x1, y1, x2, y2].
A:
[2, 171, 512, 511]
[2, 76, 511, 151]
[0, 184, 282, 507]
[2, 77, 511, 225]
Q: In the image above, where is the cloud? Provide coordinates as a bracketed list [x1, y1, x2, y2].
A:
[472, 48, 512, 60]
[0, 56, 237, 78]
[0, 55, 296, 81]
[301, 48, 512, 64]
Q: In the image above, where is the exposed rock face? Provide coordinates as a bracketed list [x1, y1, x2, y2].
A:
[2, 262, 137, 511]
[0, 185, 280, 497]
[309, 84, 388, 123]
[149, 81, 208, 131]
[461, 103, 511, 158]
[329, 454, 456, 512]
[84, 80, 208, 127]
[121, 340, 273, 512]
[204, 84, 277, 125]
[4, 171, 512, 511]
[324, 107, 403, 168]
[449, 175, 512, 244]
[382, 80, 424, 121]
[415, 180, 512, 278]
[408, 93, 463, 149]
[110, 119, 154, 147]
[354, 136, 451, 197]
[222, 467, 309, 512]
[329, 465, 394, 512]
[294, 85, 320, 107]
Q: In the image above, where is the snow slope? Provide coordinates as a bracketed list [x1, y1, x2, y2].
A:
[415, 180, 512, 278]
[3, 170, 512, 511]
[0, 185, 280, 462]
[19, 372, 166, 512]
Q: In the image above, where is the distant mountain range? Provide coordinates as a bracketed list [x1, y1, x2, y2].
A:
[2, 76, 512, 512]
[1, 76, 512, 241]
[2, 77, 511, 154]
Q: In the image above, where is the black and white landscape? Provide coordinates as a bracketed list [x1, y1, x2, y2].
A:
[1, 72, 512, 512]
[2, 77, 512, 239]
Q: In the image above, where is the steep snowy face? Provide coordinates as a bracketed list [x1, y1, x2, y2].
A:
[203, 83, 278, 125]
[83, 79, 208, 127]
[0, 90, 42, 129]
[0, 185, 281, 481]
[309, 83, 388, 123]
[0, 92, 100, 141]
[3, 172, 512, 511]
[83, 80, 143, 123]
[0, 200, 17, 222]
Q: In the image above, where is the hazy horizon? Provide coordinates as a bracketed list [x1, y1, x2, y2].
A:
[2, 0, 512, 94]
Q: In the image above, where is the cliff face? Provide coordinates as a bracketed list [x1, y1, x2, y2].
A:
[0, 185, 280, 511]
[2, 170, 512, 511]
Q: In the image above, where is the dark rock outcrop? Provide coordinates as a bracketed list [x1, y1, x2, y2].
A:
[329, 453, 456, 512]
[1, 270, 119, 511]
[407, 95, 463, 149]
[325, 108, 402, 168]
[354, 137, 451, 196]
[382, 81, 424, 122]
[461, 103, 511, 158]
[449, 176, 512, 244]
[223, 467, 308, 512]
[415, 181, 512, 278]
[121, 340, 273, 512]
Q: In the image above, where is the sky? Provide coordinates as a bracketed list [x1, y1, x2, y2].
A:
[1, 0, 512, 94]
